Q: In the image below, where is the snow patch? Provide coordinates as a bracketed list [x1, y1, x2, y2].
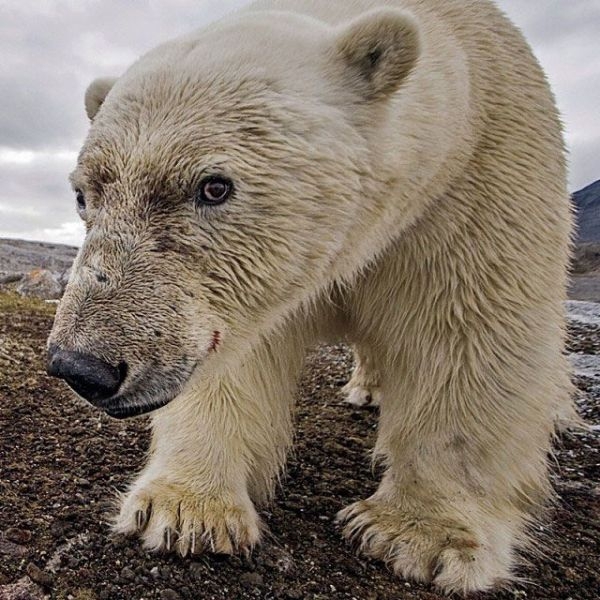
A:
[566, 300, 600, 326]
[569, 353, 600, 381]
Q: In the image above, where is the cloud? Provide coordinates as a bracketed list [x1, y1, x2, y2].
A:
[0, 149, 78, 239]
[0, 221, 85, 247]
[0, 0, 250, 152]
[498, 1, 600, 46]
[0, 0, 250, 246]
[0, 0, 598, 246]
[0, 148, 78, 166]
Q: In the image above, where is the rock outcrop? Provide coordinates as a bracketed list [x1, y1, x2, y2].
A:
[15, 269, 63, 300]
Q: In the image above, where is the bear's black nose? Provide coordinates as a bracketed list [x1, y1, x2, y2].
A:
[47, 346, 126, 404]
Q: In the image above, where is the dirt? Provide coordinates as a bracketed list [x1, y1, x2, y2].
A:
[0, 292, 598, 600]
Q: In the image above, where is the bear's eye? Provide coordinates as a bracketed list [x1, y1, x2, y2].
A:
[196, 176, 233, 207]
[75, 189, 86, 214]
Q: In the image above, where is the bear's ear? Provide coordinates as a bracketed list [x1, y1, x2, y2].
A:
[84, 77, 118, 120]
[333, 9, 420, 101]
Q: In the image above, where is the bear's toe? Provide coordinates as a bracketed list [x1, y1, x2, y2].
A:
[432, 545, 511, 595]
[114, 481, 261, 556]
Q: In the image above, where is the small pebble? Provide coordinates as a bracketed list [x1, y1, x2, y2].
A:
[0, 539, 28, 557]
[0, 578, 46, 600]
[26, 562, 54, 588]
[120, 567, 135, 581]
[189, 562, 205, 578]
[239, 572, 263, 588]
[5, 528, 32, 544]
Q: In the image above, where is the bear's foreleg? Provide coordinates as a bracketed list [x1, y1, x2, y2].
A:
[338, 259, 571, 594]
[338, 337, 571, 594]
[114, 333, 306, 556]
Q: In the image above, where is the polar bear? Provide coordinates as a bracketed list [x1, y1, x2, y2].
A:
[47, 0, 574, 594]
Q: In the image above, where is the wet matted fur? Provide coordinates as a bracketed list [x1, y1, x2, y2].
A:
[48, 0, 574, 594]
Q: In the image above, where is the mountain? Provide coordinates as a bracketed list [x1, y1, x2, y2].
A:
[573, 179, 600, 244]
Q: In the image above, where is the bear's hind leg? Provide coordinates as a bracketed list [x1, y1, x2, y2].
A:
[342, 345, 382, 407]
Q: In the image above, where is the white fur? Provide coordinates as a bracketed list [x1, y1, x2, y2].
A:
[53, 0, 574, 595]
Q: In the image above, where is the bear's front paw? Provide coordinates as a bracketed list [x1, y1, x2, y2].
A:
[114, 480, 261, 556]
[338, 500, 510, 595]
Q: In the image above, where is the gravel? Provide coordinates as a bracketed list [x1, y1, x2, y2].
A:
[0, 293, 598, 600]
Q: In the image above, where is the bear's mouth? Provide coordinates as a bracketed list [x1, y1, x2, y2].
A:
[95, 358, 199, 420]
[103, 397, 174, 419]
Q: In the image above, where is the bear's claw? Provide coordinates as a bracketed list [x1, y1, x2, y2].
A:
[114, 481, 261, 557]
[135, 509, 147, 530]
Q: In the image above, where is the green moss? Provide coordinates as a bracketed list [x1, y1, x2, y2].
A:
[0, 291, 57, 315]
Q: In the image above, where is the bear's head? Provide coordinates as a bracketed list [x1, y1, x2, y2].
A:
[47, 8, 420, 418]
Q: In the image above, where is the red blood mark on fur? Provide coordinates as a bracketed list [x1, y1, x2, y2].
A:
[209, 331, 221, 352]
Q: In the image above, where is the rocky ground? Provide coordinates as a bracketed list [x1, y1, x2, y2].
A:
[0, 291, 598, 600]
[569, 243, 600, 302]
[0, 240, 78, 302]
[0, 240, 599, 599]
[0, 240, 77, 279]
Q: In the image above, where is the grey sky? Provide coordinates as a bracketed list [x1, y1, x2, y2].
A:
[0, 0, 598, 245]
